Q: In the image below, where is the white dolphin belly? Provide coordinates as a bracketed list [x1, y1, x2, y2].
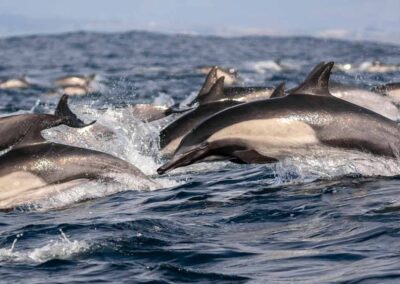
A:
[0, 171, 88, 209]
[208, 118, 320, 155]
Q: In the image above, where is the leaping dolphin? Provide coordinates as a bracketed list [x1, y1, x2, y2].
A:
[158, 66, 400, 174]
[0, 142, 157, 210]
[159, 79, 285, 156]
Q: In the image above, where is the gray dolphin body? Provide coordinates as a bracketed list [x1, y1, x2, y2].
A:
[0, 142, 156, 209]
[0, 95, 93, 152]
[158, 93, 400, 174]
[159, 81, 285, 156]
[159, 100, 242, 155]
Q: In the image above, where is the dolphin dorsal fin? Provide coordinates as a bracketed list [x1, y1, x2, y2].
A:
[290, 62, 334, 96]
[197, 77, 225, 105]
[269, 82, 286, 98]
[55, 95, 96, 128]
[198, 67, 218, 97]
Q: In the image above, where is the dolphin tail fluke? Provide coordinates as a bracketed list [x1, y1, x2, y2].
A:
[55, 95, 96, 128]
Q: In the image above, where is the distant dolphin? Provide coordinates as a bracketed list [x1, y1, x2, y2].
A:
[158, 66, 400, 174]
[0, 142, 157, 210]
[0, 95, 94, 152]
[372, 83, 400, 105]
[188, 67, 273, 107]
[0, 75, 31, 89]
[358, 60, 399, 73]
[127, 103, 191, 122]
[290, 62, 400, 121]
[55, 74, 96, 87]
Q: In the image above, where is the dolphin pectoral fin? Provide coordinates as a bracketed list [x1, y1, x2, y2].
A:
[289, 62, 334, 96]
[232, 149, 278, 164]
[157, 143, 211, 174]
[269, 83, 286, 99]
[55, 95, 96, 128]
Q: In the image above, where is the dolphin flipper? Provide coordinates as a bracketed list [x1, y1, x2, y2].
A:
[55, 95, 96, 128]
[232, 149, 278, 164]
[157, 140, 276, 174]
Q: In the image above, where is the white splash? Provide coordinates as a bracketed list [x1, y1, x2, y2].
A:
[0, 230, 89, 263]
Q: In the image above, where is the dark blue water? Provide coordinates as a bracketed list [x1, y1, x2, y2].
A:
[1, 31, 400, 283]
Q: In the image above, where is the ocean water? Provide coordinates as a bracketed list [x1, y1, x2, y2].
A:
[1, 31, 400, 283]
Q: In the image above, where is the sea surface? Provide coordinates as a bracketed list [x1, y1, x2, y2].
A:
[1, 31, 400, 283]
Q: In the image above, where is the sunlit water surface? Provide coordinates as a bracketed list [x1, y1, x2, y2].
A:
[0, 31, 400, 283]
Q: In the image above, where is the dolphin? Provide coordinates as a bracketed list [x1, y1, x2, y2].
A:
[55, 74, 96, 87]
[159, 80, 285, 156]
[290, 62, 400, 121]
[0, 95, 94, 152]
[0, 75, 31, 89]
[0, 142, 157, 210]
[158, 75, 400, 174]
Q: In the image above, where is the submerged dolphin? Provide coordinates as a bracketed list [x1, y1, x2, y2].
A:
[55, 74, 96, 87]
[0, 76, 31, 89]
[290, 62, 400, 121]
[0, 142, 157, 209]
[0, 95, 94, 152]
[158, 78, 400, 174]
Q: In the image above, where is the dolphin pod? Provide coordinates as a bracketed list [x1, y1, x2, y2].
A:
[3, 60, 400, 209]
[0, 95, 157, 210]
[157, 62, 400, 174]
